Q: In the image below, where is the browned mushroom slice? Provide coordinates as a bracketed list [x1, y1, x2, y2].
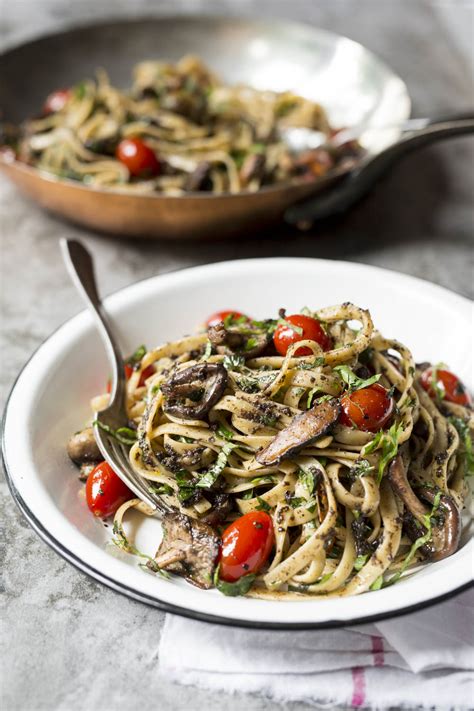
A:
[417, 486, 461, 561]
[388, 456, 462, 561]
[162, 363, 227, 420]
[239, 153, 266, 186]
[256, 399, 340, 466]
[388, 455, 429, 523]
[67, 427, 101, 465]
[150, 512, 220, 589]
[185, 161, 212, 191]
[208, 320, 270, 358]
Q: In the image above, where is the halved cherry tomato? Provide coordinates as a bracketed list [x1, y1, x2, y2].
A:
[115, 138, 160, 178]
[340, 383, 394, 432]
[219, 511, 274, 582]
[106, 363, 155, 393]
[86, 461, 132, 518]
[43, 88, 71, 115]
[420, 368, 472, 407]
[273, 314, 332, 357]
[206, 310, 250, 328]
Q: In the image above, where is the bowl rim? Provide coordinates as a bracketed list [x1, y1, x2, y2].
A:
[2, 256, 472, 628]
[0, 13, 411, 203]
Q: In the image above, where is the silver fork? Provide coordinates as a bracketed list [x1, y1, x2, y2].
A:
[61, 238, 169, 514]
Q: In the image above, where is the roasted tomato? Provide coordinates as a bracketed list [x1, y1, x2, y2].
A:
[116, 138, 160, 178]
[420, 367, 472, 407]
[206, 310, 250, 328]
[219, 511, 274, 582]
[340, 383, 394, 432]
[106, 363, 155, 393]
[43, 88, 71, 114]
[86, 461, 132, 518]
[273, 314, 332, 357]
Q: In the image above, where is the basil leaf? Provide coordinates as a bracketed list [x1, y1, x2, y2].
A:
[298, 468, 316, 496]
[370, 575, 384, 591]
[353, 554, 368, 571]
[196, 442, 237, 489]
[255, 496, 271, 512]
[222, 354, 245, 370]
[350, 459, 375, 478]
[213, 565, 256, 596]
[126, 344, 147, 365]
[93, 420, 137, 446]
[201, 340, 213, 361]
[334, 365, 382, 392]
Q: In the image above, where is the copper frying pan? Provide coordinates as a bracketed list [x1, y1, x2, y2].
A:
[0, 15, 461, 240]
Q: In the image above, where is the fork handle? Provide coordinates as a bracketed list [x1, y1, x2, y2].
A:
[60, 239, 126, 407]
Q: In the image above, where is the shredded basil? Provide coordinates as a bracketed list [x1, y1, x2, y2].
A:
[196, 442, 237, 489]
[387, 491, 442, 586]
[430, 363, 447, 402]
[350, 459, 375, 478]
[216, 423, 235, 441]
[297, 356, 326, 370]
[364, 422, 404, 484]
[334, 365, 382, 392]
[93, 420, 137, 446]
[213, 564, 256, 596]
[449, 416, 474, 475]
[298, 468, 316, 496]
[112, 519, 170, 578]
[222, 354, 245, 370]
[370, 575, 384, 591]
[126, 344, 147, 365]
[255, 496, 271, 512]
[353, 554, 369, 571]
[201, 340, 213, 361]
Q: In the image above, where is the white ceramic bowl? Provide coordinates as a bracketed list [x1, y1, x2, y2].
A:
[2, 258, 473, 628]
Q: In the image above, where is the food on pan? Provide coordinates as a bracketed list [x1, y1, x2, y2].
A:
[68, 305, 473, 598]
[1, 56, 361, 195]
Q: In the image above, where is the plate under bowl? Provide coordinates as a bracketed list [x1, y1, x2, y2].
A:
[0, 16, 410, 239]
[2, 257, 472, 628]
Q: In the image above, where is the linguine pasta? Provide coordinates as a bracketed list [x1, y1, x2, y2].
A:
[10, 56, 361, 195]
[84, 303, 473, 599]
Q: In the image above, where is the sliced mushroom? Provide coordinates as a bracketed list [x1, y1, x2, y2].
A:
[388, 455, 461, 561]
[185, 161, 212, 191]
[388, 455, 429, 523]
[162, 363, 227, 420]
[150, 512, 220, 588]
[200, 492, 232, 526]
[208, 321, 270, 358]
[417, 486, 461, 561]
[239, 153, 266, 186]
[256, 399, 340, 466]
[67, 427, 101, 465]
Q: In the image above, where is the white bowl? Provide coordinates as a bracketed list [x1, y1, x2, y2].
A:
[2, 257, 473, 628]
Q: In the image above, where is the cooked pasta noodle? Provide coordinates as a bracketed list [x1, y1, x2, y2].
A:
[74, 303, 473, 599]
[9, 56, 362, 194]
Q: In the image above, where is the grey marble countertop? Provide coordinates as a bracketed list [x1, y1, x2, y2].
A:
[1, 2, 473, 710]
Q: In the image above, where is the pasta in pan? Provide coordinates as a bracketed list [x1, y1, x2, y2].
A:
[69, 303, 473, 599]
[6, 56, 361, 195]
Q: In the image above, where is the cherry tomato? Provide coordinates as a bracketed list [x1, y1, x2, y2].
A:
[420, 368, 472, 407]
[43, 88, 71, 114]
[219, 511, 274, 582]
[206, 310, 250, 328]
[86, 461, 132, 518]
[115, 138, 160, 178]
[340, 383, 394, 432]
[106, 363, 155, 393]
[273, 314, 332, 357]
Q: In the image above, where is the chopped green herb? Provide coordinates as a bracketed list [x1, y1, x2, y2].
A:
[217, 424, 235, 441]
[213, 564, 256, 596]
[334, 365, 382, 392]
[449, 416, 474, 475]
[255, 496, 271, 512]
[196, 442, 237, 489]
[277, 317, 304, 336]
[250, 142, 266, 154]
[387, 491, 442, 586]
[93, 420, 137, 446]
[431, 363, 447, 402]
[73, 81, 87, 100]
[297, 356, 326, 370]
[298, 468, 316, 496]
[126, 344, 147, 365]
[222, 354, 245, 370]
[241, 488, 254, 500]
[353, 554, 368, 571]
[364, 422, 404, 484]
[201, 340, 213, 361]
[370, 575, 384, 591]
[112, 518, 170, 578]
[350, 459, 375, 478]
[148, 483, 174, 496]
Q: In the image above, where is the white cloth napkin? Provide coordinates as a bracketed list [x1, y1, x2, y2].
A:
[158, 588, 474, 709]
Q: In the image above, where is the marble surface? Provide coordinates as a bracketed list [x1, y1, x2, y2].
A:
[1, 2, 473, 710]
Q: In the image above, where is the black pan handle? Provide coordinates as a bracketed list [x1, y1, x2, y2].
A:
[284, 112, 474, 225]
